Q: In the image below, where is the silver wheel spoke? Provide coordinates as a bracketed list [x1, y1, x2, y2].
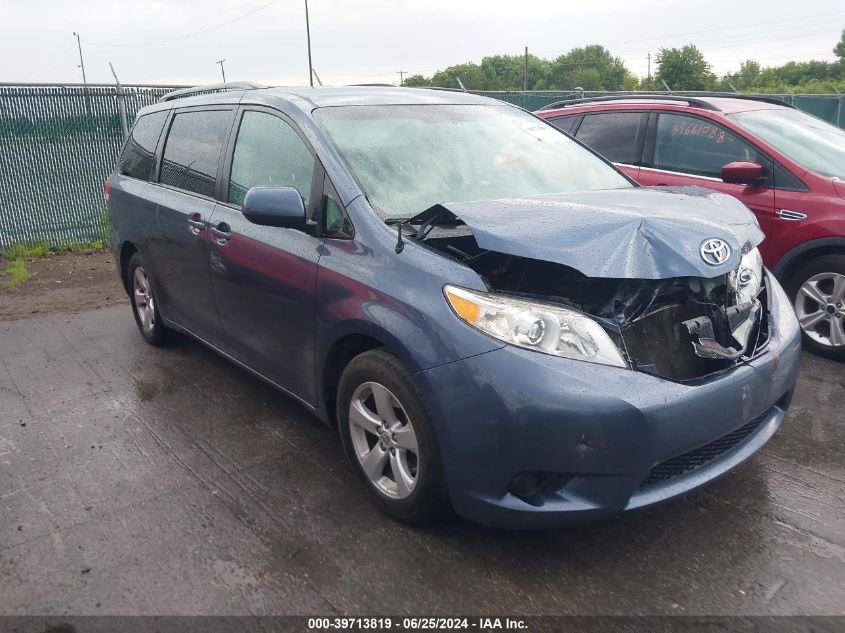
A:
[800, 281, 827, 305]
[371, 385, 399, 426]
[392, 425, 418, 452]
[349, 399, 381, 436]
[833, 275, 845, 305]
[360, 445, 389, 481]
[831, 319, 845, 347]
[798, 310, 826, 329]
[390, 451, 414, 497]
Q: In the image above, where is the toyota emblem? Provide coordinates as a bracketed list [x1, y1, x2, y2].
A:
[700, 238, 731, 266]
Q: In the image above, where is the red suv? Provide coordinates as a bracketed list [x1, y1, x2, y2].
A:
[536, 95, 845, 360]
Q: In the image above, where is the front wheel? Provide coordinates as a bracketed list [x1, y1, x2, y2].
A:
[337, 349, 449, 525]
[786, 254, 845, 361]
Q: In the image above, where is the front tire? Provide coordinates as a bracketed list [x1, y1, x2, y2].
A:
[127, 253, 169, 346]
[785, 254, 845, 361]
[337, 349, 449, 525]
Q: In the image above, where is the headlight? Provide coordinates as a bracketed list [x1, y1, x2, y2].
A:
[731, 247, 764, 304]
[444, 285, 628, 368]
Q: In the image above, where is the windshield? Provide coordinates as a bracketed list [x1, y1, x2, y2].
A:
[314, 104, 631, 220]
[730, 108, 845, 180]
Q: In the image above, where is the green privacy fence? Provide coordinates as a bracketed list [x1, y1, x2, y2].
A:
[470, 89, 845, 128]
[0, 83, 179, 250]
[1, 84, 843, 251]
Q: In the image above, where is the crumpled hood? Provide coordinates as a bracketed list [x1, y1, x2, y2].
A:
[438, 186, 764, 279]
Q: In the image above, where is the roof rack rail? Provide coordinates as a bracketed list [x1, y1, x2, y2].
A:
[538, 94, 719, 111]
[538, 93, 795, 112]
[159, 81, 266, 103]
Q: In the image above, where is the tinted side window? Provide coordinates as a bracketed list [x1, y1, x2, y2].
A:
[652, 113, 757, 178]
[547, 115, 579, 135]
[575, 112, 644, 164]
[118, 111, 167, 181]
[228, 111, 315, 207]
[159, 110, 231, 197]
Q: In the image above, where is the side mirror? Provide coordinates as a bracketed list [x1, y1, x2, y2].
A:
[242, 186, 308, 229]
[721, 161, 766, 187]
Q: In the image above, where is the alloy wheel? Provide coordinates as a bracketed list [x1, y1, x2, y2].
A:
[794, 272, 845, 348]
[348, 381, 419, 499]
[133, 267, 156, 332]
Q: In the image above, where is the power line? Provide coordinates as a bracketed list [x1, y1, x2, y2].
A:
[598, 9, 845, 49]
[87, 0, 283, 47]
[18, 44, 75, 78]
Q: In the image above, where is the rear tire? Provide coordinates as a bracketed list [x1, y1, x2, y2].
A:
[127, 253, 170, 346]
[337, 349, 449, 525]
[785, 254, 845, 361]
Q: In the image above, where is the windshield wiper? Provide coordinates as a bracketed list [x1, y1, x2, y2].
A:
[388, 204, 463, 254]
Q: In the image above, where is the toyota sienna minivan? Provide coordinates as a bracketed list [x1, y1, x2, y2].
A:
[106, 84, 801, 528]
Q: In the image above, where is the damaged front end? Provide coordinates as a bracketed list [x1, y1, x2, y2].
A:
[412, 190, 771, 381]
[435, 236, 769, 381]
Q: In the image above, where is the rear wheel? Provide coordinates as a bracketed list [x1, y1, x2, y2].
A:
[786, 254, 845, 361]
[127, 253, 169, 346]
[337, 349, 449, 525]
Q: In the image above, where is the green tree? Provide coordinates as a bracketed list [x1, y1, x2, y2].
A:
[479, 54, 550, 90]
[546, 45, 628, 91]
[834, 29, 845, 59]
[655, 45, 716, 91]
[430, 63, 487, 90]
[721, 60, 761, 91]
[402, 74, 431, 87]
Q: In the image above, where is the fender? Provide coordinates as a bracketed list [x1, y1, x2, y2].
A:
[771, 237, 845, 279]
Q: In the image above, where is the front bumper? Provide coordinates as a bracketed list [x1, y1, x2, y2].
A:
[419, 273, 802, 529]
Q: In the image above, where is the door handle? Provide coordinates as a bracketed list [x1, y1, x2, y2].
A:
[187, 212, 205, 235]
[210, 222, 232, 245]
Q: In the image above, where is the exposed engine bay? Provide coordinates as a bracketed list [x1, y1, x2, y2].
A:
[424, 228, 769, 381]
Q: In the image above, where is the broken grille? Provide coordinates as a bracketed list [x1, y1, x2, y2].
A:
[640, 412, 769, 488]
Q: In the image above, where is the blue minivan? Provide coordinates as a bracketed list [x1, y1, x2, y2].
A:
[107, 84, 801, 528]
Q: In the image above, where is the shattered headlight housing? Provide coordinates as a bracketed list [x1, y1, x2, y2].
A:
[444, 285, 628, 368]
[730, 247, 764, 305]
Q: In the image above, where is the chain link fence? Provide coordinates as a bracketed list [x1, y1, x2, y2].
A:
[1, 84, 843, 251]
[0, 83, 179, 250]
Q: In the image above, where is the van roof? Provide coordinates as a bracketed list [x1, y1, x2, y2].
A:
[155, 84, 497, 110]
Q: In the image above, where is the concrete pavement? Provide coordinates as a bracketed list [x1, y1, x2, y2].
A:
[0, 305, 843, 615]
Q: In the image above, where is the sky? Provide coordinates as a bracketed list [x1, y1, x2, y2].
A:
[1, 0, 843, 87]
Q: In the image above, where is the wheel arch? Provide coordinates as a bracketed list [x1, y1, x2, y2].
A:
[319, 322, 425, 427]
[772, 238, 845, 283]
[119, 241, 139, 296]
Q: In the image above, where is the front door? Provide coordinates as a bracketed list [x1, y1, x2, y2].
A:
[208, 108, 323, 404]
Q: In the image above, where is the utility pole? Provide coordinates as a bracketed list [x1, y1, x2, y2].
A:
[72, 32, 87, 84]
[304, 0, 314, 87]
[523, 46, 528, 91]
[396, 70, 407, 86]
[73, 32, 91, 116]
[647, 52, 651, 89]
[216, 59, 227, 83]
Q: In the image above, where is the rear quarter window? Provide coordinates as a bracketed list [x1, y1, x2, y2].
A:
[574, 112, 645, 164]
[546, 115, 580, 135]
[118, 111, 167, 181]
